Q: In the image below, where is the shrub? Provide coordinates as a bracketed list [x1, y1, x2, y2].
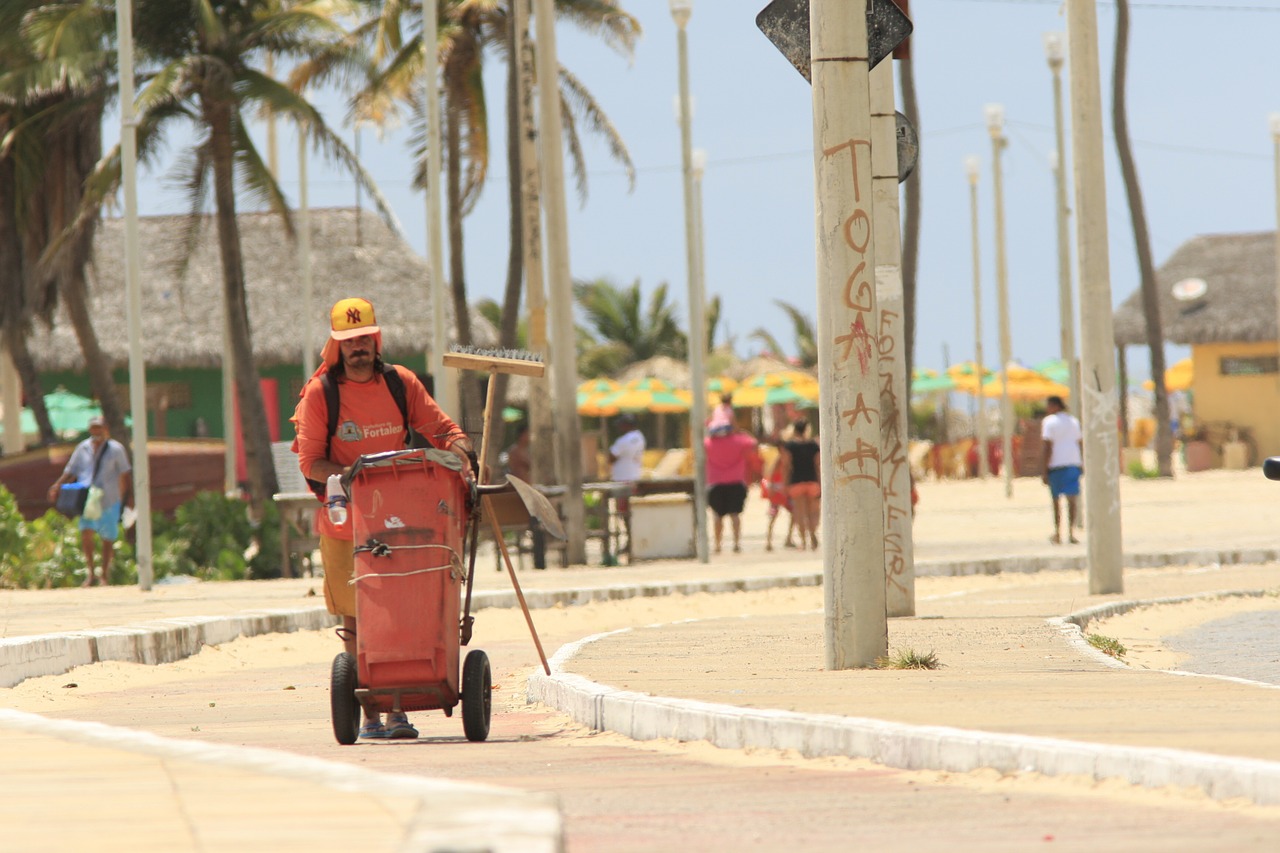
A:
[0, 486, 282, 588]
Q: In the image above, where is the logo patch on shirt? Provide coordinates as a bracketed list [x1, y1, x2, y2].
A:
[337, 420, 362, 442]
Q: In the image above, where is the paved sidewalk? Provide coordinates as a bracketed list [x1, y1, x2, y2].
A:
[3, 469, 1280, 850]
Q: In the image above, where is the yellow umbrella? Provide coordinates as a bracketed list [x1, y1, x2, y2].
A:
[732, 376, 820, 408]
[1142, 357, 1193, 392]
[593, 385, 690, 414]
[946, 361, 994, 395]
[578, 377, 619, 396]
[578, 390, 620, 416]
[980, 372, 1071, 401]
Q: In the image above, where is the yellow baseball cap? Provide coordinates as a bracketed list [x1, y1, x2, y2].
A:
[329, 297, 380, 340]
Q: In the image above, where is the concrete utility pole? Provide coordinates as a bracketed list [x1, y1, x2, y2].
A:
[514, 0, 554, 488]
[298, 128, 315, 377]
[533, 0, 587, 564]
[672, 0, 709, 564]
[986, 104, 1014, 498]
[1, 351, 21, 455]
[869, 61, 913, 617]
[1045, 32, 1080, 409]
[965, 156, 989, 479]
[1066, 0, 1123, 594]
[810, 0, 887, 669]
[116, 0, 153, 591]
[423, 0, 454, 416]
[1271, 113, 1280, 387]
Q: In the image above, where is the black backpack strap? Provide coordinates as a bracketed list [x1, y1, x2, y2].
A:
[305, 366, 420, 498]
[303, 373, 342, 499]
[383, 364, 429, 448]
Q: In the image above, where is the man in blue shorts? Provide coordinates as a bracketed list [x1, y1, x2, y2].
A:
[1040, 395, 1082, 545]
[46, 416, 133, 585]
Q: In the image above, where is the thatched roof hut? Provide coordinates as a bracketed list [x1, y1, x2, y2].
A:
[616, 355, 690, 387]
[1112, 231, 1278, 346]
[28, 208, 494, 371]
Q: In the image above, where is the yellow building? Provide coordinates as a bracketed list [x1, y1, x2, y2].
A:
[1113, 231, 1280, 463]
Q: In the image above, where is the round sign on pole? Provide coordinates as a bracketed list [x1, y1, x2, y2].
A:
[895, 111, 919, 183]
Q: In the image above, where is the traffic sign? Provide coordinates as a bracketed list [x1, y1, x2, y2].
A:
[756, 0, 912, 83]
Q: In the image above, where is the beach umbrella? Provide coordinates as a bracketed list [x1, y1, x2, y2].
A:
[1143, 357, 1193, 393]
[1033, 358, 1071, 385]
[41, 388, 104, 436]
[578, 390, 620, 417]
[764, 382, 819, 407]
[980, 370, 1070, 401]
[946, 361, 994, 395]
[911, 368, 956, 395]
[704, 376, 739, 407]
[594, 386, 690, 414]
[621, 377, 674, 394]
[577, 378, 619, 396]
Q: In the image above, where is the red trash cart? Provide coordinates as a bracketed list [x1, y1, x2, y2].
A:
[330, 448, 489, 744]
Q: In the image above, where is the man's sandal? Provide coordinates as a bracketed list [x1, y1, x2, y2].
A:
[359, 721, 389, 739]
[385, 712, 418, 739]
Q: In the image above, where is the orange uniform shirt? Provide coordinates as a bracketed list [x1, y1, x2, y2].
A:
[291, 365, 467, 540]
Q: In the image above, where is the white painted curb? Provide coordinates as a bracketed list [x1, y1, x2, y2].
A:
[528, 609, 1280, 806]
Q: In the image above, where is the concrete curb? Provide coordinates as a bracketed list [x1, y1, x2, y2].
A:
[4, 544, 1274, 689]
[527, 603, 1280, 806]
[0, 707, 563, 852]
[0, 607, 340, 688]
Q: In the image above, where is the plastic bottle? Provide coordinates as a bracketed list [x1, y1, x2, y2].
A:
[325, 474, 348, 526]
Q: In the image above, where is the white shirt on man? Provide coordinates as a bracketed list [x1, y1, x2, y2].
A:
[1041, 411, 1083, 469]
[609, 429, 646, 481]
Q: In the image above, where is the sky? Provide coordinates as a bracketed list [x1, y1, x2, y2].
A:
[120, 0, 1280, 382]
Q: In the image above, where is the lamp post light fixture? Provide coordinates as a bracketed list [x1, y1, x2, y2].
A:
[1272, 112, 1280, 371]
[965, 155, 989, 480]
[1045, 31, 1079, 410]
[672, 0, 709, 563]
[985, 103, 1014, 498]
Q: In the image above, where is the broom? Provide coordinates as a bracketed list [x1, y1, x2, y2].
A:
[443, 345, 551, 674]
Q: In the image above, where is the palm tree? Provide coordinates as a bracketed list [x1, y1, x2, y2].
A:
[350, 0, 639, 429]
[1112, 0, 1172, 476]
[76, 0, 402, 515]
[2, 0, 129, 444]
[749, 300, 817, 368]
[574, 277, 687, 377]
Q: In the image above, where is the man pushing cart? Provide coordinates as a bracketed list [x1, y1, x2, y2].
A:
[293, 297, 560, 744]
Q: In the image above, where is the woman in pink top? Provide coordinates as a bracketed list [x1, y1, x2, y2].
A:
[703, 428, 759, 554]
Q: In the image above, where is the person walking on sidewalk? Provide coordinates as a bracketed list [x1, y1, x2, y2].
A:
[704, 426, 759, 554]
[1041, 395, 1083, 545]
[780, 419, 821, 551]
[46, 416, 132, 587]
[291, 297, 476, 739]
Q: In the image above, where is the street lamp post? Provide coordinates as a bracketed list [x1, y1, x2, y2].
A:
[672, 0, 709, 564]
[1045, 32, 1079, 410]
[985, 104, 1014, 498]
[1271, 113, 1280, 374]
[692, 148, 708, 355]
[965, 156, 989, 480]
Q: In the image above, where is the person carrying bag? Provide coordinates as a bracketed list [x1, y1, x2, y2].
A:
[46, 416, 133, 586]
[54, 442, 105, 518]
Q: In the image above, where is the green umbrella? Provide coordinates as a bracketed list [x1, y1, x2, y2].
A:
[911, 373, 956, 395]
[1033, 358, 1071, 384]
[42, 388, 102, 436]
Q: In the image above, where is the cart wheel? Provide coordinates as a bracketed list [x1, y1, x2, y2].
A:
[461, 649, 491, 742]
[330, 652, 360, 745]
